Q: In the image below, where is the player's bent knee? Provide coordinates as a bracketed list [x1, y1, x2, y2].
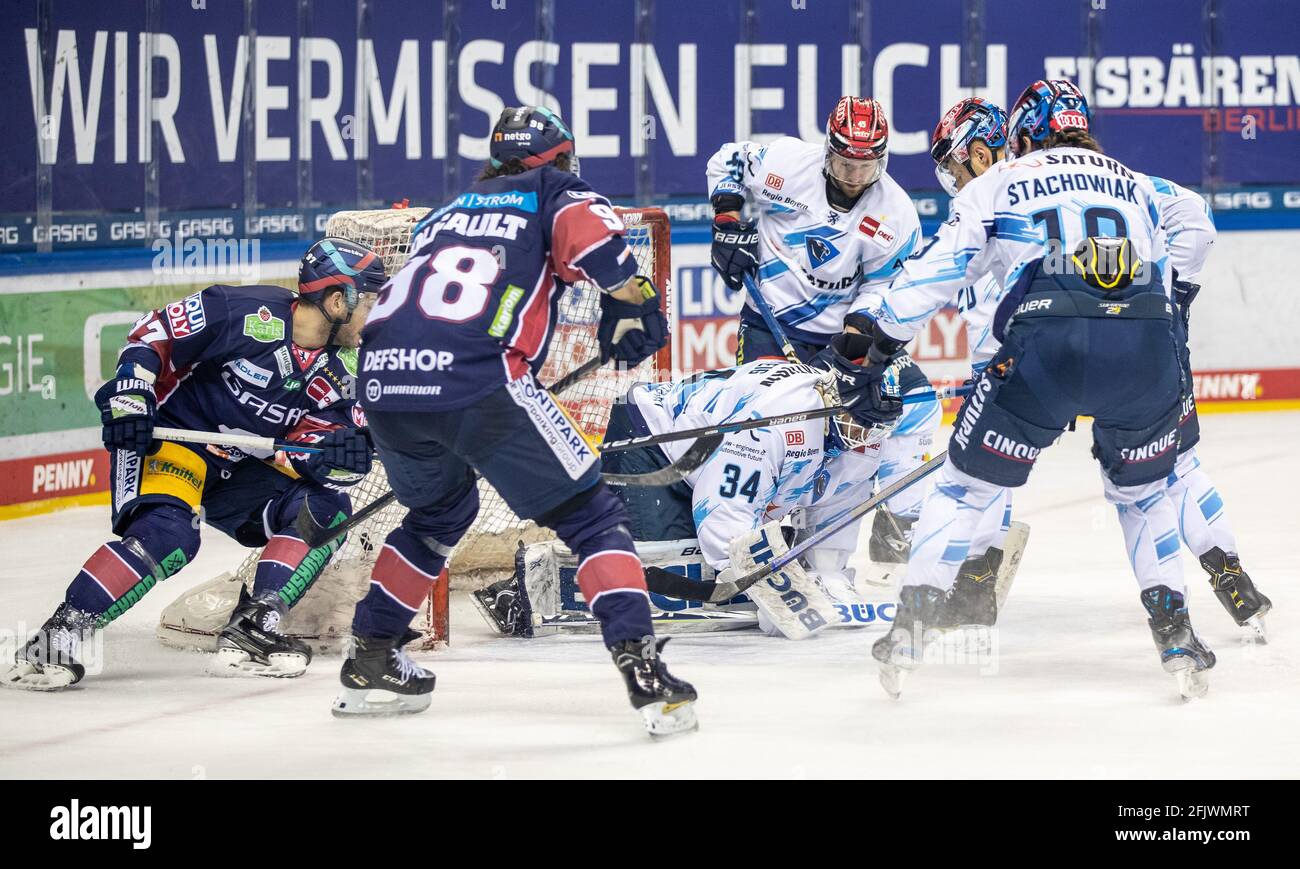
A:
[120, 502, 202, 576]
[400, 467, 479, 548]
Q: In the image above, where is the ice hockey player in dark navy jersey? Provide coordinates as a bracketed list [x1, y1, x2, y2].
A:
[334, 106, 697, 735]
[3, 238, 385, 691]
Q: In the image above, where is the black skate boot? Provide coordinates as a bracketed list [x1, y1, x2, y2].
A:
[1198, 547, 1271, 641]
[947, 548, 1002, 627]
[610, 636, 698, 737]
[332, 630, 435, 717]
[872, 585, 951, 698]
[210, 588, 312, 678]
[469, 559, 534, 638]
[868, 509, 915, 563]
[1, 602, 96, 691]
[862, 510, 915, 588]
[1141, 586, 1216, 701]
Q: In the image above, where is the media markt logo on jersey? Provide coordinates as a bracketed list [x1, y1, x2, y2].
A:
[50, 799, 151, 849]
[243, 306, 285, 343]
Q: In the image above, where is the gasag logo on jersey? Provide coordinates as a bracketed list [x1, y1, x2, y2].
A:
[507, 378, 597, 480]
[226, 358, 272, 388]
[363, 348, 456, 372]
[243, 306, 285, 342]
[166, 292, 206, 338]
[220, 370, 309, 425]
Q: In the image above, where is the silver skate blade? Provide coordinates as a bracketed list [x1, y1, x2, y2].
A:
[1175, 667, 1210, 701]
[877, 663, 905, 699]
[857, 560, 905, 589]
[207, 646, 309, 679]
[0, 661, 78, 692]
[331, 687, 433, 718]
[1242, 612, 1269, 645]
[641, 699, 698, 738]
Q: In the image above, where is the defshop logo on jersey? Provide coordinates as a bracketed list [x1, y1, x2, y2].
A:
[166, 292, 206, 338]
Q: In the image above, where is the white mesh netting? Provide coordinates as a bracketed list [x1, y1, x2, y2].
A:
[173, 206, 670, 648]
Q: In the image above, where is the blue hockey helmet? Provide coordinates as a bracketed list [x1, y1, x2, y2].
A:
[298, 237, 386, 310]
[1008, 79, 1091, 157]
[489, 105, 576, 170]
[930, 97, 1008, 195]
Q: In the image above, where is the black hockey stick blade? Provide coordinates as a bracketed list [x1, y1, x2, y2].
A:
[601, 433, 723, 486]
[297, 489, 398, 548]
[548, 356, 604, 396]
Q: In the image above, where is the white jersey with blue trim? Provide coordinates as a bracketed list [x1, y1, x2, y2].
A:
[705, 136, 921, 341]
[874, 146, 1173, 345]
[628, 360, 881, 570]
[945, 169, 1212, 375]
[1140, 172, 1215, 280]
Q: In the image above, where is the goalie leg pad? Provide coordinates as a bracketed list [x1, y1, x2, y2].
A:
[350, 471, 478, 639]
[731, 521, 837, 640]
[541, 483, 652, 646]
[67, 503, 199, 624]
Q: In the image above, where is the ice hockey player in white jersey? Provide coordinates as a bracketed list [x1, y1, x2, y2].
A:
[930, 96, 1269, 638]
[601, 335, 913, 636]
[705, 96, 921, 361]
[704, 97, 940, 583]
[864, 79, 1218, 699]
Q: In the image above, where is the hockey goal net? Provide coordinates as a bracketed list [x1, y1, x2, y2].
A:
[158, 205, 671, 652]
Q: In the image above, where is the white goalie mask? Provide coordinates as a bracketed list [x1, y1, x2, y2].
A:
[816, 367, 897, 454]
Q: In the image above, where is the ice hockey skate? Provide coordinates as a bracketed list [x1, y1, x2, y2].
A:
[610, 636, 698, 737]
[208, 589, 313, 678]
[332, 631, 436, 717]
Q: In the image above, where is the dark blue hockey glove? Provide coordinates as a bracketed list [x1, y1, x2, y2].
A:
[94, 364, 157, 455]
[291, 427, 373, 489]
[710, 217, 759, 291]
[811, 332, 903, 430]
[597, 276, 668, 368]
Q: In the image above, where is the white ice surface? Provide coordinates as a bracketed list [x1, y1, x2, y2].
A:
[1, 412, 1297, 779]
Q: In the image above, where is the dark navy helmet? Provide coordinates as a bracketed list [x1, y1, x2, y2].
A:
[298, 237, 386, 312]
[489, 105, 576, 170]
[1008, 79, 1091, 157]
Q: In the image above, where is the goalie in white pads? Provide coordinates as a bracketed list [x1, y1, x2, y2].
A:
[605, 335, 911, 639]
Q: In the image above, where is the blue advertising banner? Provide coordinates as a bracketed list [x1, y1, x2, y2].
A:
[4, 0, 1300, 252]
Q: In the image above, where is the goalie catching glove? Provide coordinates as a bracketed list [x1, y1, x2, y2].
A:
[597, 275, 668, 368]
[289, 427, 373, 489]
[94, 363, 157, 455]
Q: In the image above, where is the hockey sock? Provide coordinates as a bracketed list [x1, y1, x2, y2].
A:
[66, 505, 198, 626]
[545, 484, 653, 647]
[1165, 448, 1238, 559]
[1106, 477, 1186, 594]
[900, 463, 1003, 592]
[254, 489, 350, 607]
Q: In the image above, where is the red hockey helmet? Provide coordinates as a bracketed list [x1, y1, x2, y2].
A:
[825, 96, 889, 191]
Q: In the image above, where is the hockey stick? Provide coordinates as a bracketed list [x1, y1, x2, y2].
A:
[295, 356, 716, 547]
[154, 426, 323, 454]
[740, 272, 802, 363]
[644, 451, 948, 603]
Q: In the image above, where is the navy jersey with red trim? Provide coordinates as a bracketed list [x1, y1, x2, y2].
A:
[120, 285, 362, 467]
[359, 165, 637, 411]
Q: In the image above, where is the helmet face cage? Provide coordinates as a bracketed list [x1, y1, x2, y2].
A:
[1008, 79, 1090, 157]
[817, 367, 898, 453]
